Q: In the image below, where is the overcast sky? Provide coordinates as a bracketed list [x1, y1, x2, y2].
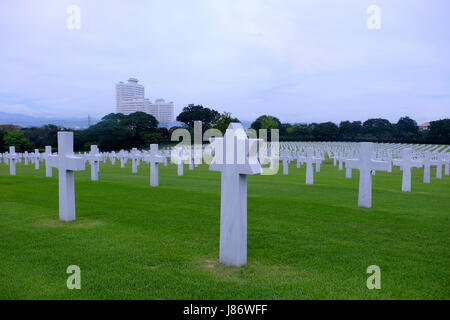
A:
[0, 0, 449, 124]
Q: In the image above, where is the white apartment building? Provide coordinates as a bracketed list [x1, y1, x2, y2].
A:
[148, 99, 174, 124]
[115, 78, 174, 123]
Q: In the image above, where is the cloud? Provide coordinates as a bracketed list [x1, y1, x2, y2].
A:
[0, 0, 449, 124]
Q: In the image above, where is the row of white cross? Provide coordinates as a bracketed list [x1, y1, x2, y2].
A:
[278, 142, 449, 207]
[2, 124, 449, 267]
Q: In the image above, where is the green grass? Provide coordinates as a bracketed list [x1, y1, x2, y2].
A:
[0, 160, 449, 299]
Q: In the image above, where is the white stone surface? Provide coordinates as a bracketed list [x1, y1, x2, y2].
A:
[209, 123, 262, 267]
[345, 142, 389, 208]
[34, 149, 40, 170]
[130, 148, 140, 174]
[280, 150, 290, 175]
[177, 147, 185, 176]
[393, 148, 422, 192]
[44, 146, 53, 177]
[88, 145, 101, 181]
[147, 144, 165, 187]
[48, 132, 85, 222]
[7, 147, 18, 176]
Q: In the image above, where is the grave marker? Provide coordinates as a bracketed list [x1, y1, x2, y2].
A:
[345, 142, 389, 208]
[209, 123, 262, 267]
[47, 132, 85, 221]
[147, 144, 165, 187]
[393, 148, 422, 192]
[44, 146, 53, 177]
[6, 147, 18, 176]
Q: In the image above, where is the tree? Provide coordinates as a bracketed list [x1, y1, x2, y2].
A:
[176, 104, 219, 129]
[362, 118, 394, 142]
[155, 127, 170, 141]
[23, 124, 60, 149]
[425, 119, 450, 144]
[250, 115, 281, 131]
[211, 112, 240, 134]
[101, 113, 127, 124]
[3, 130, 33, 152]
[0, 129, 5, 152]
[143, 133, 164, 145]
[339, 121, 362, 141]
[279, 123, 291, 137]
[395, 116, 419, 142]
[312, 122, 339, 141]
[121, 112, 158, 146]
[84, 121, 131, 151]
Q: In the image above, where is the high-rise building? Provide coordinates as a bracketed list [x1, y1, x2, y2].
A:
[116, 78, 149, 115]
[115, 78, 174, 124]
[148, 99, 174, 124]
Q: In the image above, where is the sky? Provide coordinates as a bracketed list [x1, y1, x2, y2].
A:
[0, 0, 449, 124]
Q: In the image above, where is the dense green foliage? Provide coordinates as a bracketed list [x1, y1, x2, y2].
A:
[1, 111, 449, 152]
[251, 115, 282, 131]
[427, 119, 450, 144]
[176, 104, 219, 129]
[211, 112, 240, 134]
[0, 161, 448, 299]
[2, 130, 33, 152]
[277, 117, 449, 143]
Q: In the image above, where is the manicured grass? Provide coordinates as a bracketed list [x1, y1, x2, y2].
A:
[0, 160, 449, 299]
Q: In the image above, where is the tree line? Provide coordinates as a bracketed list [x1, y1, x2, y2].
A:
[0, 104, 449, 152]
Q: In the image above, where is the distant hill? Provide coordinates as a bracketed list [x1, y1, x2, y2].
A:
[0, 112, 98, 129]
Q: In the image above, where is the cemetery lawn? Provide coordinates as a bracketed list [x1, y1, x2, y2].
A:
[0, 161, 449, 300]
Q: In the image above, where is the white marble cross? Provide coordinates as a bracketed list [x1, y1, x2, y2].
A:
[47, 132, 85, 222]
[188, 147, 195, 171]
[6, 146, 18, 176]
[316, 151, 324, 173]
[88, 145, 101, 181]
[338, 152, 344, 171]
[443, 153, 450, 176]
[177, 147, 186, 176]
[280, 150, 290, 175]
[209, 123, 262, 267]
[386, 150, 393, 173]
[303, 147, 321, 185]
[345, 142, 389, 208]
[33, 149, 40, 170]
[296, 152, 303, 168]
[24, 151, 29, 165]
[109, 151, 117, 165]
[147, 144, 165, 186]
[393, 148, 422, 192]
[345, 158, 353, 178]
[422, 152, 439, 183]
[130, 148, 141, 174]
[434, 155, 444, 179]
[44, 146, 53, 177]
[119, 150, 128, 168]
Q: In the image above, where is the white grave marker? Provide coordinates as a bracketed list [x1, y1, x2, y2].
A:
[147, 144, 165, 187]
[44, 146, 53, 177]
[209, 123, 262, 267]
[7, 147, 18, 176]
[34, 149, 40, 170]
[393, 148, 422, 192]
[48, 132, 85, 221]
[88, 145, 101, 181]
[345, 142, 389, 208]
